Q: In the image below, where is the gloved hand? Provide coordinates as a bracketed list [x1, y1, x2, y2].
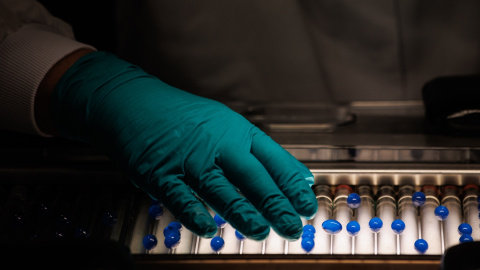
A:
[51, 51, 317, 240]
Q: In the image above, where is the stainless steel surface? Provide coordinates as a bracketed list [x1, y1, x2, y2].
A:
[264, 101, 480, 149]
[286, 145, 480, 163]
[245, 103, 354, 132]
[311, 168, 480, 186]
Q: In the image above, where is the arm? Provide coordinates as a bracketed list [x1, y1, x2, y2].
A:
[0, 0, 95, 137]
[35, 48, 95, 136]
[1, 1, 318, 241]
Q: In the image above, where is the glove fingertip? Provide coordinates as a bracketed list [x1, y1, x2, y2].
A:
[246, 225, 270, 241]
[199, 225, 218, 238]
[305, 176, 315, 187]
[294, 160, 315, 186]
[295, 189, 318, 220]
[178, 209, 217, 238]
[235, 215, 271, 241]
[193, 215, 217, 238]
[301, 209, 317, 221]
[277, 221, 303, 241]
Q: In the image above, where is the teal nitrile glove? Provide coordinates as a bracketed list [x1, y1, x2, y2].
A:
[51, 52, 317, 240]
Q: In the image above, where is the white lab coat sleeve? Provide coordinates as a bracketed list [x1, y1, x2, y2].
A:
[0, 0, 95, 137]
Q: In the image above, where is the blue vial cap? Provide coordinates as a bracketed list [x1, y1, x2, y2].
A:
[102, 211, 118, 227]
[460, 234, 474, 243]
[11, 213, 24, 227]
[56, 214, 71, 229]
[37, 202, 50, 217]
[53, 230, 65, 239]
[169, 221, 182, 231]
[322, 219, 342, 235]
[369, 217, 383, 233]
[163, 222, 182, 235]
[74, 227, 90, 238]
[163, 226, 181, 238]
[412, 191, 426, 207]
[458, 223, 473, 235]
[301, 237, 315, 253]
[414, 239, 428, 254]
[302, 230, 315, 239]
[346, 221, 361, 236]
[391, 219, 406, 235]
[143, 234, 158, 250]
[148, 204, 163, 220]
[214, 214, 227, 228]
[434, 205, 449, 221]
[347, 193, 361, 209]
[303, 224, 316, 234]
[164, 231, 181, 249]
[210, 236, 225, 252]
[235, 230, 246, 241]
[477, 195, 480, 204]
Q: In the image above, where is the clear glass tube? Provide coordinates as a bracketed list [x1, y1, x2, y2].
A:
[462, 185, 480, 241]
[242, 237, 264, 254]
[1, 185, 28, 241]
[354, 185, 375, 255]
[218, 223, 239, 254]
[311, 185, 332, 254]
[128, 196, 155, 254]
[332, 185, 353, 255]
[154, 207, 177, 254]
[398, 185, 419, 255]
[441, 186, 462, 251]
[420, 186, 442, 255]
[377, 185, 397, 255]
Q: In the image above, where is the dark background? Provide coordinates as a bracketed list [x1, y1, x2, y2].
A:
[38, 0, 118, 52]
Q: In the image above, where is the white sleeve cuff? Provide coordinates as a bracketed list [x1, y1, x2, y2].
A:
[0, 23, 96, 137]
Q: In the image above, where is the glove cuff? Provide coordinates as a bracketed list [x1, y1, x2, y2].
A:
[0, 24, 95, 137]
